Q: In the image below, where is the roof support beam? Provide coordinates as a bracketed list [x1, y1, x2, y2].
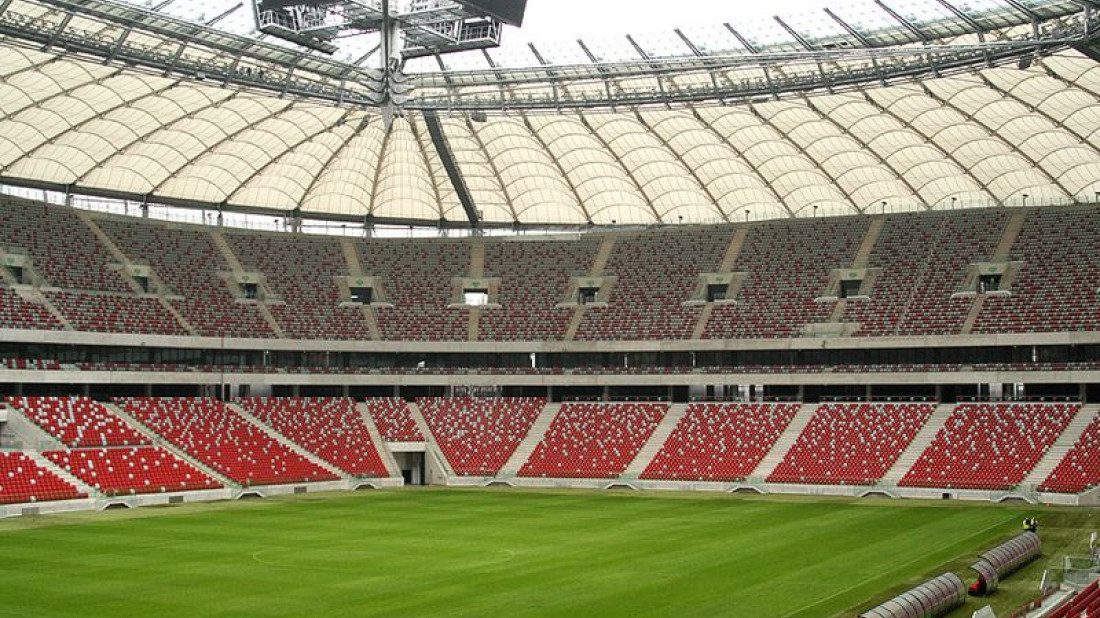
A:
[405, 116, 448, 221]
[633, 111, 730, 222]
[974, 72, 1100, 158]
[298, 115, 370, 207]
[42, 11, 74, 52]
[577, 112, 663, 223]
[146, 100, 298, 196]
[520, 114, 592, 224]
[465, 116, 518, 223]
[748, 103, 864, 213]
[204, 3, 242, 27]
[918, 82, 1077, 201]
[422, 111, 480, 227]
[688, 106, 794, 218]
[800, 95, 924, 206]
[857, 90, 998, 203]
[725, 24, 779, 99]
[0, 78, 176, 178]
[226, 109, 355, 205]
[675, 29, 727, 103]
[0, 0, 17, 14]
[74, 91, 242, 186]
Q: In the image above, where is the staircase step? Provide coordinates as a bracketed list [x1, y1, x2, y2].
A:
[881, 403, 955, 483]
[624, 404, 687, 476]
[751, 404, 818, 479]
[1025, 403, 1098, 487]
[500, 402, 561, 475]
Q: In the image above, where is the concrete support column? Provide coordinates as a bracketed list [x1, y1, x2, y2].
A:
[797, 384, 805, 403]
[602, 385, 610, 402]
[865, 384, 873, 401]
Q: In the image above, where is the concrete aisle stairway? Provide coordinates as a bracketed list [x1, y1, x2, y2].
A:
[405, 401, 457, 478]
[103, 403, 236, 489]
[356, 402, 403, 478]
[750, 404, 818, 480]
[1024, 403, 1099, 487]
[1, 406, 67, 451]
[880, 403, 956, 484]
[500, 402, 561, 476]
[24, 451, 96, 497]
[226, 403, 349, 480]
[623, 403, 688, 477]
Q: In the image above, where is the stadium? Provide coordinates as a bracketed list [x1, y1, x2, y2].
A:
[1, 0, 1100, 616]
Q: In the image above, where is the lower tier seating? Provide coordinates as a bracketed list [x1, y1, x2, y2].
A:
[365, 398, 424, 442]
[518, 402, 666, 479]
[119, 398, 338, 486]
[6, 396, 150, 448]
[418, 397, 544, 476]
[238, 397, 389, 477]
[1044, 579, 1099, 618]
[1038, 410, 1100, 494]
[0, 452, 86, 504]
[899, 403, 1077, 490]
[641, 403, 798, 482]
[767, 403, 933, 486]
[45, 447, 221, 496]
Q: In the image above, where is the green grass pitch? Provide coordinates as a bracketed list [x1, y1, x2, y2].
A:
[1, 488, 1095, 618]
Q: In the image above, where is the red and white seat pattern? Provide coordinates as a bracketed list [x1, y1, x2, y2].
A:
[705, 218, 868, 339]
[120, 398, 338, 486]
[0, 287, 64, 331]
[576, 228, 729, 341]
[767, 403, 933, 486]
[519, 402, 666, 478]
[362, 240, 470, 342]
[6, 396, 150, 448]
[365, 398, 424, 442]
[0, 452, 86, 504]
[900, 403, 1077, 490]
[45, 447, 221, 496]
[418, 397, 544, 476]
[238, 397, 389, 477]
[1039, 409, 1100, 494]
[1044, 579, 1099, 618]
[641, 403, 798, 482]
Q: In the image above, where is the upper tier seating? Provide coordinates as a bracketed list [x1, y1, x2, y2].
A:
[893, 211, 1007, 336]
[518, 402, 667, 478]
[0, 199, 129, 292]
[46, 291, 187, 335]
[705, 218, 867, 339]
[45, 447, 221, 496]
[226, 233, 370, 340]
[0, 287, 63, 330]
[360, 239, 469, 341]
[640, 403, 798, 482]
[844, 211, 1007, 336]
[120, 398, 338, 486]
[1038, 409, 1100, 494]
[976, 207, 1100, 333]
[98, 219, 273, 338]
[576, 227, 729, 340]
[6, 396, 150, 448]
[899, 403, 1077, 490]
[364, 398, 424, 442]
[418, 397, 544, 476]
[767, 403, 933, 486]
[480, 239, 599, 341]
[0, 452, 86, 505]
[238, 397, 389, 477]
[2, 202, 1098, 343]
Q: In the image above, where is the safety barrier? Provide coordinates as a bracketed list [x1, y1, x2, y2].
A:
[859, 573, 966, 618]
